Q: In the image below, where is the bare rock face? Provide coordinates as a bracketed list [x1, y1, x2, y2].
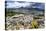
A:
[9, 14, 33, 23]
[6, 14, 33, 30]
[6, 14, 44, 30]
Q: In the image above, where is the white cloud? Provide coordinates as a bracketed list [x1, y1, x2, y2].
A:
[6, 0, 29, 1]
[6, 0, 44, 9]
[7, 2, 31, 8]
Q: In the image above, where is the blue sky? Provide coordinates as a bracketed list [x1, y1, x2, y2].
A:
[5, 0, 44, 9]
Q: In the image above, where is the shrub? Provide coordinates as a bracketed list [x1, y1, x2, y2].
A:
[31, 19, 39, 28]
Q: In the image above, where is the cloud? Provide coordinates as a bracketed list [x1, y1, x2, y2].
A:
[32, 3, 44, 9]
[6, 1, 44, 9]
[6, 0, 30, 1]
[7, 1, 31, 8]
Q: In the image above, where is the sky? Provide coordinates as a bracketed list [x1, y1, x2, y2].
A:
[5, 0, 34, 2]
[5, 0, 45, 9]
